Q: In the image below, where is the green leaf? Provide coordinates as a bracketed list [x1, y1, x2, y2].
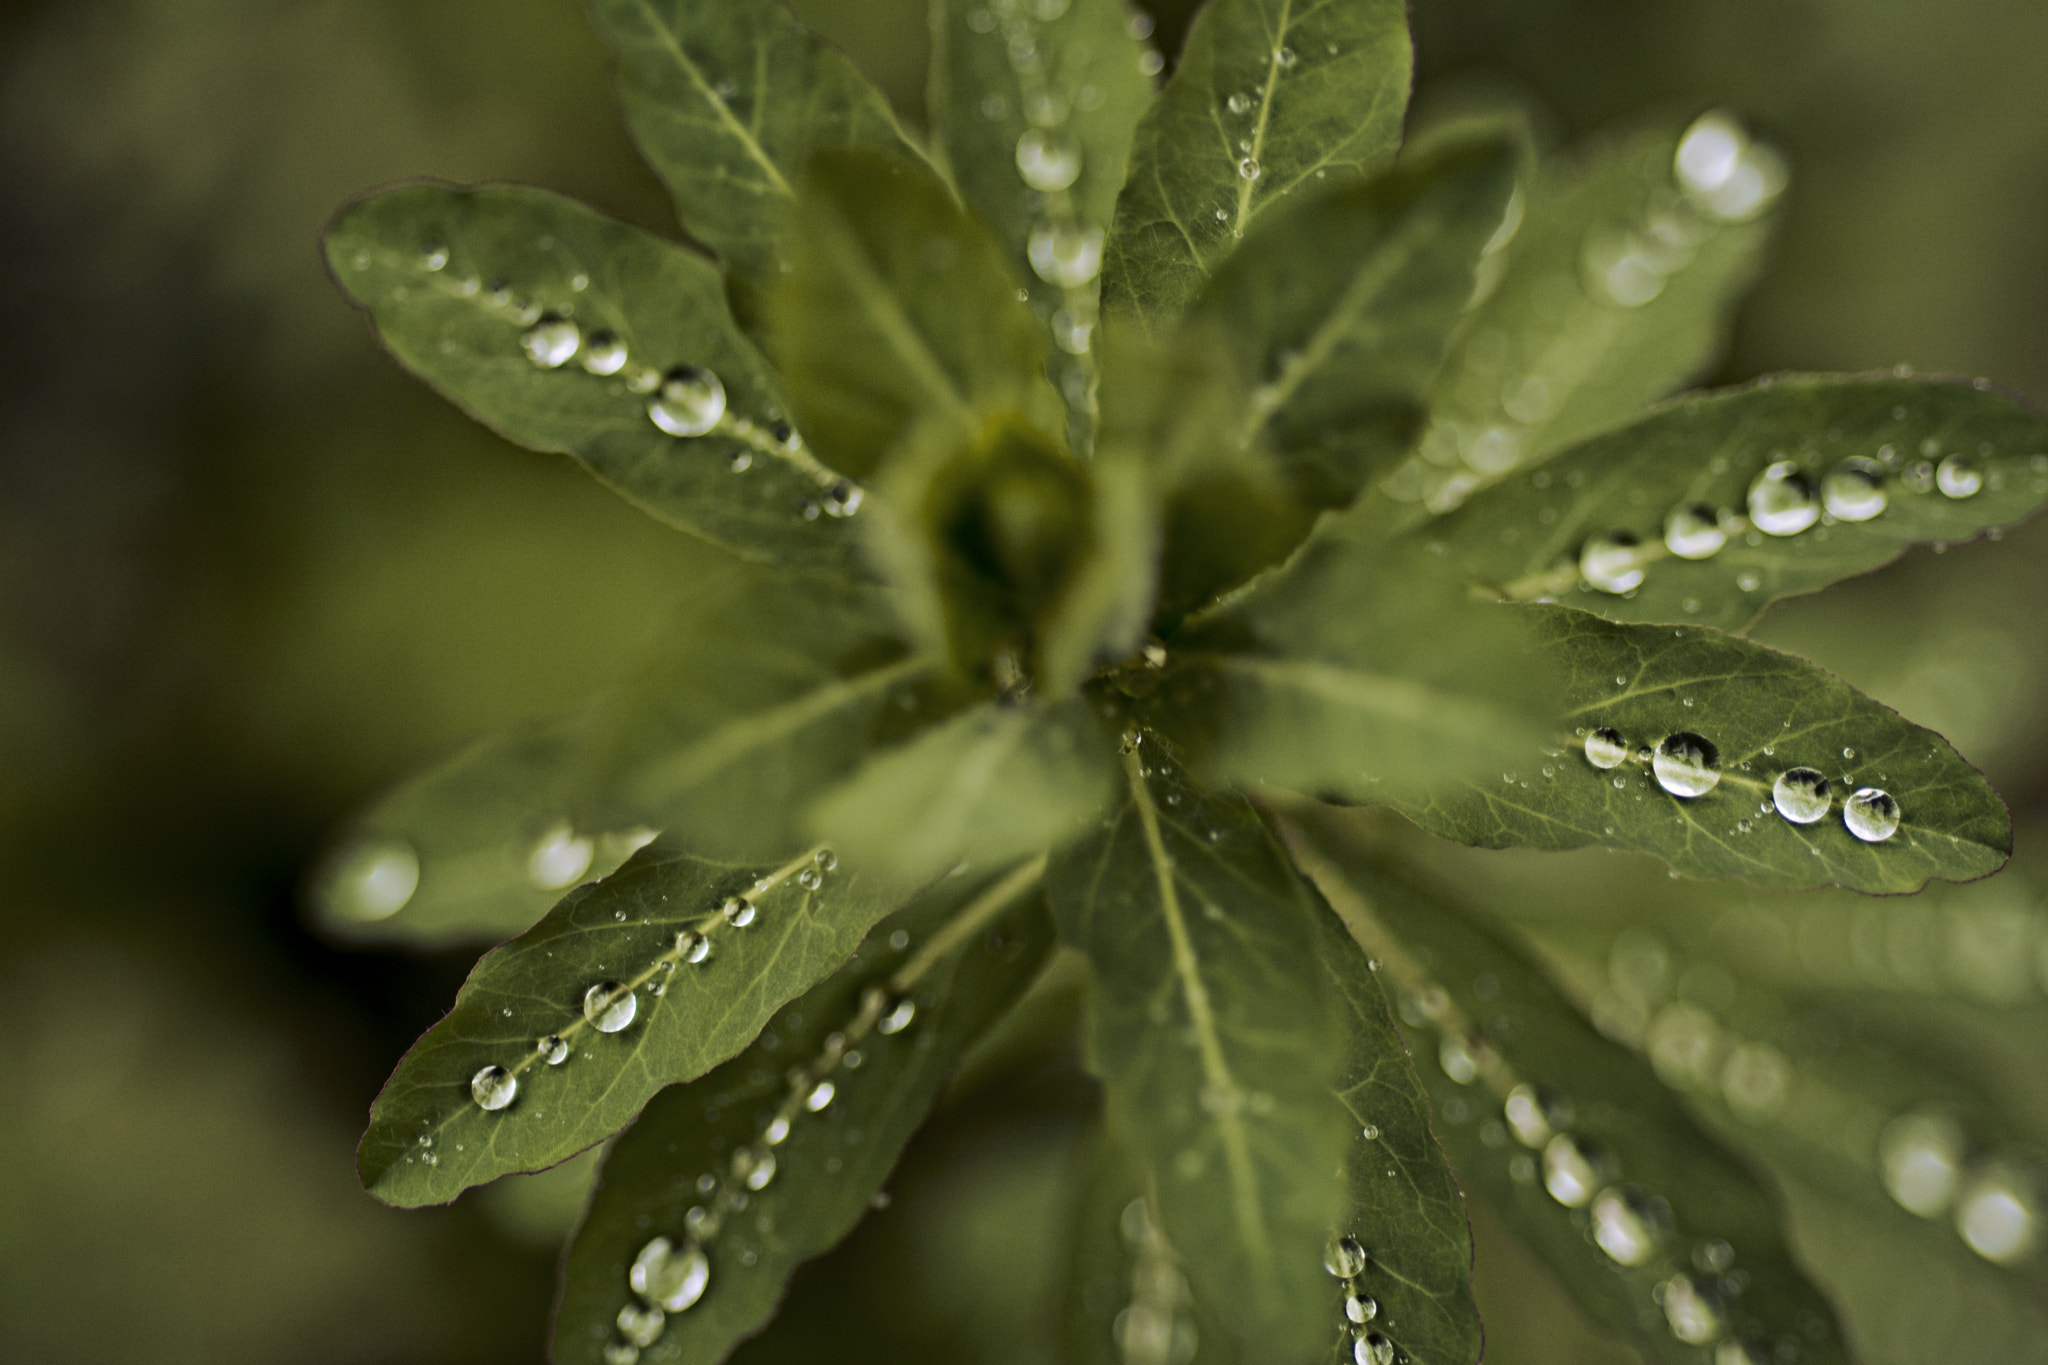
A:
[1423, 375, 2048, 630]
[769, 151, 1061, 479]
[1376, 604, 2010, 894]
[1154, 541, 1558, 797]
[590, 0, 932, 324]
[1047, 739, 1348, 1357]
[811, 695, 1116, 883]
[1377, 117, 1780, 516]
[1283, 814, 1850, 1365]
[311, 711, 642, 947]
[1102, 0, 1413, 328]
[553, 858, 1055, 1365]
[356, 841, 914, 1208]
[926, 0, 1152, 440]
[327, 184, 861, 569]
[1187, 132, 1521, 510]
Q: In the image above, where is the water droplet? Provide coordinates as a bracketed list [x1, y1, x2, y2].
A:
[1771, 768, 1831, 824]
[1664, 504, 1728, 559]
[1879, 1111, 1964, 1216]
[1324, 1234, 1369, 1278]
[579, 330, 629, 376]
[877, 998, 917, 1034]
[1237, 156, 1262, 181]
[1361, 1123, 1381, 1140]
[1592, 1186, 1662, 1265]
[721, 896, 757, 928]
[617, 1301, 664, 1348]
[801, 1079, 837, 1112]
[521, 316, 580, 369]
[1661, 1274, 1725, 1344]
[528, 824, 594, 890]
[1937, 453, 1983, 498]
[1955, 1166, 2037, 1263]
[1345, 1291, 1379, 1324]
[1025, 223, 1104, 288]
[1139, 49, 1164, 76]
[1504, 1084, 1569, 1148]
[1580, 532, 1646, 593]
[331, 839, 420, 920]
[584, 981, 638, 1033]
[741, 1148, 776, 1190]
[822, 480, 862, 518]
[1747, 461, 1820, 536]
[537, 1035, 570, 1065]
[1736, 571, 1762, 592]
[1226, 91, 1253, 115]
[1653, 733, 1721, 798]
[1673, 110, 1787, 221]
[1821, 457, 1888, 521]
[648, 366, 727, 437]
[1354, 1331, 1395, 1365]
[1275, 46, 1296, 68]
[1843, 787, 1900, 842]
[798, 867, 823, 891]
[1542, 1134, 1602, 1207]
[603, 1343, 639, 1365]
[471, 1065, 517, 1111]
[1015, 129, 1081, 190]
[630, 1236, 710, 1312]
[1580, 729, 1629, 773]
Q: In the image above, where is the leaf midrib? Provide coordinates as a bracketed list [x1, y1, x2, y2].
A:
[629, 0, 795, 199]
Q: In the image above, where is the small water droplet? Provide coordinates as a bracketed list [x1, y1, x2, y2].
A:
[1936, 453, 1983, 498]
[1771, 768, 1831, 824]
[1955, 1166, 2037, 1263]
[1324, 1234, 1369, 1278]
[1654, 733, 1720, 797]
[1542, 1134, 1603, 1207]
[1237, 156, 1262, 181]
[1580, 532, 1646, 593]
[631, 1236, 710, 1312]
[877, 998, 917, 1034]
[1346, 1291, 1379, 1323]
[1748, 461, 1820, 535]
[1663, 504, 1728, 559]
[1736, 571, 1762, 592]
[1661, 1274, 1725, 1344]
[722, 896, 757, 928]
[1439, 1035, 1479, 1084]
[741, 1148, 777, 1191]
[331, 838, 419, 920]
[528, 824, 594, 890]
[1821, 457, 1888, 521]
[581, 330, 629, 376]
[798, 867, 824, 891]
[1226, 91, 1253, 115]
[521, 316, 580, 369]
[1361, 1123, 1381, 1140]
[1879, 1111, 1964, 1216]
[648, 366, 726, 437]
[471, 1065, 517, 1111]
[537, 1035, 570, 1066]
[617, 1302, 664, 1348]
[821, 480, 863, 518]
[603, 1343, 639, 1365]
[1584, 728, 1630, 771]
[1015, 129, 1081, 190]
[1354, 1331, 1395, 1365]
[806, 1080, 836, 1111]
[1674, 111, 1786, 220]
[1026, 223, 1104, 287]
[1275, 46, 1296, 68]
[1504, 1084, 1570, 1148]
[1843, 787, 1900, 842]
[584, 981, 638, 1033]
[1591, 1186, 1662, 1265]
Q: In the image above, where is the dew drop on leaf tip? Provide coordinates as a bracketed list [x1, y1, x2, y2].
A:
[471, 1064, 517, 1111]
[583, 981, 638, 1032]
[648, 366, 726, 437]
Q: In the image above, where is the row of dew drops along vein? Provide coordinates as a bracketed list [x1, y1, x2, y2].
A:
[1599, 932, 2042, 1274]
[346, 235, 864, 522]
[329, 817, 659, 925]
[1386, 111, 1791, 514]
[600, 854, 1044, 1365]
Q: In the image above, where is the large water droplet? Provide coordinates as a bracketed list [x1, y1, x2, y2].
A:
[798, 867, 823, 891]
[421, 245, 450, 272]
[1653, 733, 1721, 798]
[471, 1065, 517, 1111]
[1674, 111, 1787, 221]
[581, 331, 629, 376]
[1542, 1134, 1602, 1207]
[1346, 1291, 1378, 1323]
[877, 997, 917, 1034]
[822, 480, 863, 518]
[521, 316, 580, 369]
[721, 896, 756, 928]
[1015, 129, 1081, 190]
[1324, 1234, 1369, 1278]
[1026, 223, 1105, 287]
[1504, 1084, 1570, 1148]
[537, 1035, 570, 1066]
[1955, 1166, 2037, 1263]
[1747, 461, 1819, 536]
[528, 824, 594, 890]
[1822, 457, 1888, 521]
[1936, 453, 1983, 498]
[584, 981, 638, 1033]
[649, 366, 727, 437]
[1237, 156, 1262, 181]
[1226, 91, 1253, 115]
[1771, 768, 1831, 824]
[1843, 787, 1900, 842]
[1584, 728, 1629, 770]
[1581, 532, 1646, 593]
[1439, 1035, 1479, 1084]
[1660, 1274, 1724, 1344]
[1354, 1332, 1395, 1365]
[677, 929, 712, 964]
[631, 1236, 710, 1312]
[332, 839, 420, 920]
[1879, 1112, 1963, 1216]
[806, 1080, 836, 1111]
[1591, 1186, 1662, 1265]
[617, 1302, 664, 1348]
[1664, 504, 1727, 559]
[738, 1147, 777, 1191]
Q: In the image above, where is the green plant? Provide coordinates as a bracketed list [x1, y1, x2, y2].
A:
[317, 1, 2048, 1361]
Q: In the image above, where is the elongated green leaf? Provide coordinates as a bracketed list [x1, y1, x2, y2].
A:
[327, 184, 859, 569]
[927, 0, 1151, 439]
[1102, 0, 1412, 328]
[591, 0, 931, 322]
[1047, 739, 1348, 1357]
[812, 695, 1116, 883]
[1424, 375, 2048, 630]
[1284, 813, 1849, 1365]
[1377, 604, 2010, 893]
[1376, 118, 1780, 516]
[312, 711, 642, 947]
[770, 151, 1061, 479]
[357, 842, 912, 1207]
[1188, 133, 1520, 510]
[600, 567, 934, 864]
[1154, 542, 1557, 796]
[554, 860, 1055, 1365]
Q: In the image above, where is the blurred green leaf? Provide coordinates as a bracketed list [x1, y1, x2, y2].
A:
[1102, 0, 1412, 328]
[554, 859, 1054, 1365]
[1424, 375, 2048, 630]
[1284, 816, 1849, 1365]
[812, 695, 1116, 883]
[1189, 133, 1520, 510]
[1382, 604, 2009, 893]
[326, 185, 859, 569]
[1047, 741, 1348, 1358]
[770, 151, 1060, 479]
[1155, 542, 1557, 799]
[357, 842, 913, 1208]
[591, 0, 933, 325]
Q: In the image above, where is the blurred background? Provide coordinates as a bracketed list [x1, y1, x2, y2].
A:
[0, 1, 2043, 1362]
